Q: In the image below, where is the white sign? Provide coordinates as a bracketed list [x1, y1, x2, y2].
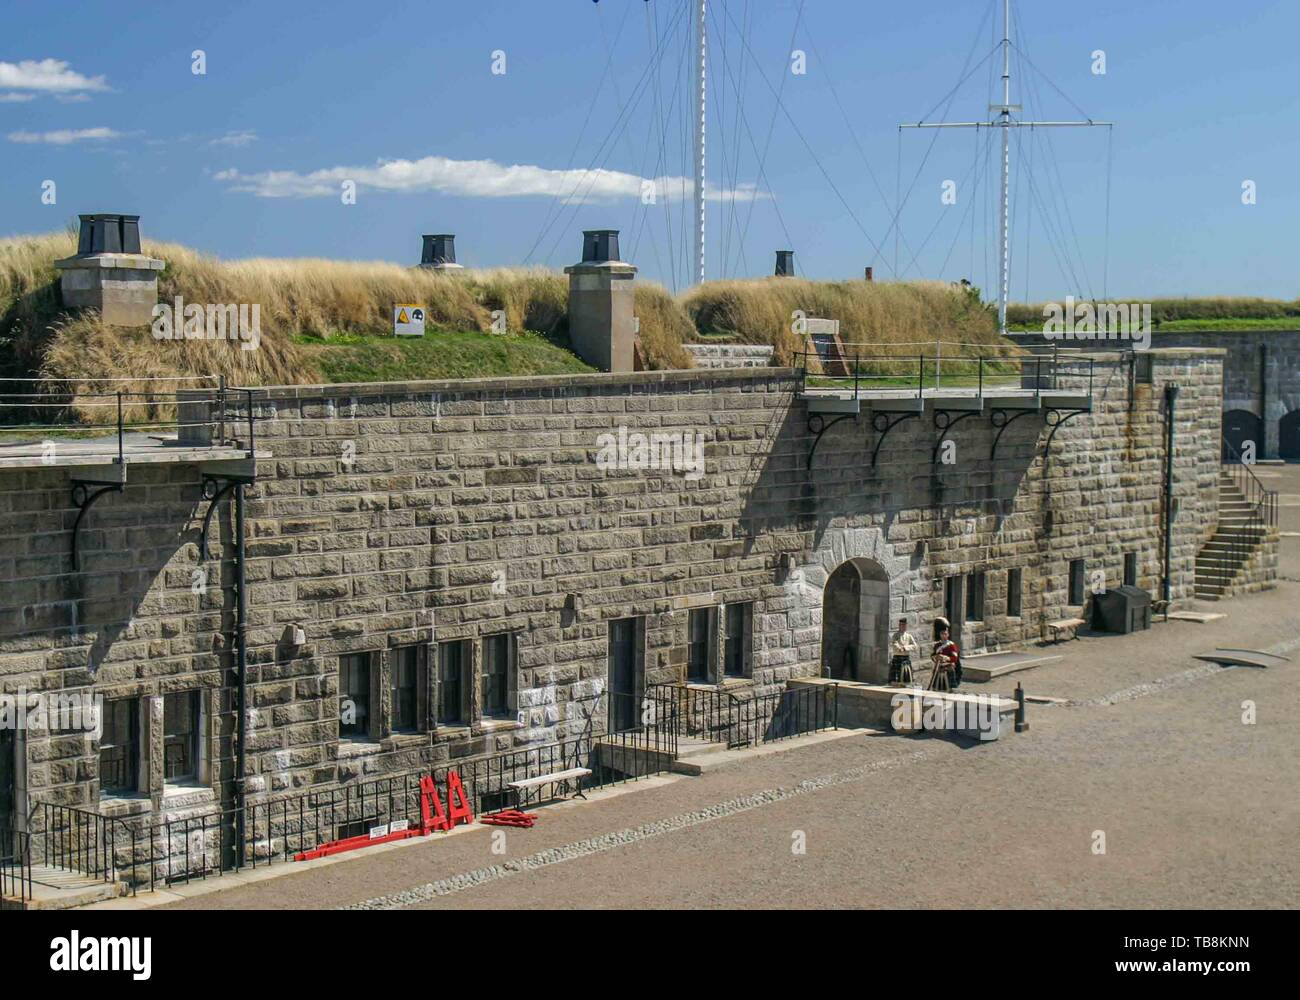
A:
[394, 303, 425, 337]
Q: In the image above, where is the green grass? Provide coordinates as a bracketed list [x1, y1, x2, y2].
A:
[1150, 317, 1300, 331]
[294, 328, 596, 383]
[1007, 317, 1300, 333]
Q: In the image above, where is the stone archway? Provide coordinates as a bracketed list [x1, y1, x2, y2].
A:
[821, 558, 891, 683]
[1223, 409, 1263, 459]
[1280, 409, 1300, 461]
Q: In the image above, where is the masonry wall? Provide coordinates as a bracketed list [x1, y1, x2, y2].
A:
[0, 349, 1227, 837]
[1148, 330, 1300, 459]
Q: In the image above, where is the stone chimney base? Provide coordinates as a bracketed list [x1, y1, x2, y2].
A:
[55, 252, 166, 327]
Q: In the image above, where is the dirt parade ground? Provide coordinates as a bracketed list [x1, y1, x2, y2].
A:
[97, 464, 1298, 912]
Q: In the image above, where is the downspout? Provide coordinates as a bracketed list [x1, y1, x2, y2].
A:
[1162, 383, 1180, 605]
[234, 483, 249, 866]
[1259, 343, 1268, 458]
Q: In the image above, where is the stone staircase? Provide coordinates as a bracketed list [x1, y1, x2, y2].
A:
[1194, 469, 1273, 600]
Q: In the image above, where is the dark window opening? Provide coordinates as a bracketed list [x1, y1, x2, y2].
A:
[163, 691, 199, 782]
[724, 603, 750, 678]
[99, 698, 138, 795]
[608, 618, 639, 733]
[966, 572, 986, 622]
[392, 645, 422, 733]
[340, 653, 371, 739]
[437, 640, 468, 726]
[1123, 553, 1138, 588]
[1007, 568, 1023, 618]
[482, 634, 511, 718]
[1069, 559, 1087, 607]
[687, 608, 711, 682]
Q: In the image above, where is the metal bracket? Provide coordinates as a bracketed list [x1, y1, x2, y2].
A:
[70, 480, 124, 572]
[988, 408, 1040, 461]
[1043, 408, 1090, 479]
[806, 412, 855, 471]
[870, 411, 920, 467]
[930, 410, 981, 466]
[198, 475, 252, 562]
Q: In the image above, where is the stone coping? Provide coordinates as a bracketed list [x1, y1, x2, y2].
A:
[227, 346, 1221, 401]
[53, 253, 166, 271]
[234, 366, 800, 400]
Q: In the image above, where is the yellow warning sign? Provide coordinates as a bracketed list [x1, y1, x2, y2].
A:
[393, 303, 425, 337]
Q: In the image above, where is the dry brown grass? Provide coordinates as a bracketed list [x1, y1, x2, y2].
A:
[2, 231, 1018, 424]
[0, 232, 698, 399]
[680, 277, 1004, 366]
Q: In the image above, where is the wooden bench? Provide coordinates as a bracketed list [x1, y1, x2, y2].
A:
[507, 767, 592, 810]
[1046, 617, 1086, 643]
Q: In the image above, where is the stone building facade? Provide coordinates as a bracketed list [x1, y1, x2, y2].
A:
[1010, 329, 1300, 459]
[0, 348, 1250, 863]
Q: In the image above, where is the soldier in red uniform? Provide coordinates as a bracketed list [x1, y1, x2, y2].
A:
[929, 620, 962, 692]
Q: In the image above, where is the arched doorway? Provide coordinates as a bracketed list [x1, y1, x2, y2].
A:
[1223, 409, 1262, 459]
[822, 559, 890, 682]
[1280, 410, 1300, 461]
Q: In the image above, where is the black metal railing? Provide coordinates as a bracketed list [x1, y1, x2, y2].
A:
[1217, 436, 1279, 578]
[0, 376, 257, 463]
[649, 682, 834, 749]
[796, 348, 1094, 401]
[1, 826, 34, 906]
[27, 699, 683, 896]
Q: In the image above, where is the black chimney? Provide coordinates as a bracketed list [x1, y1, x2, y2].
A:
[774, 250, 795, 277]
[77, 214, 141, 256]
[421, 234, 457, 266]
[582, 230, 621, 264]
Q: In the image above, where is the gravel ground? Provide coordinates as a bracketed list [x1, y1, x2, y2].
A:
[154, 464, 1300, 910]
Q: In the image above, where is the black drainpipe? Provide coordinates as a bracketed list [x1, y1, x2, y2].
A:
[234, 483, 249, 864]
[1259, 343, 1268, 458]
[1162, 383, 1180, 605]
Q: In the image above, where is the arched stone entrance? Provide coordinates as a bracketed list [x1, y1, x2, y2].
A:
[1280, 409, 1300, 461]
[1223, 409, 1263, 459]
[821, 558, 891, 683]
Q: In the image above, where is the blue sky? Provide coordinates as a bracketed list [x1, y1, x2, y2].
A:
[3, 0, 1297, 300]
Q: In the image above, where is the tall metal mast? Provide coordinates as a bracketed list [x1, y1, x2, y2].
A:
[694, 0, 707, 286]
[901, 0, 1111, 334]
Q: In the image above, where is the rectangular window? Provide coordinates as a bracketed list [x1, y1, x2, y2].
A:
[391, 645, 422, 734]
[1123, 553, 1138, 588]
[481, 634, 512, 718]
[723, 603, 750, 678]
[1007, 568, 1023, 618]
[437, 640, 468, 726]
[1068, 559, 1086, 606]
[339, 653, 371, 740]
[965, 572, 986, 622]
[99, 698, 138, 795]
[163, 691, 199, 782]
[687, 608, 712, 682]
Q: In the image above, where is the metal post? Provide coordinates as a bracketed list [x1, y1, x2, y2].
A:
[693, 0, 707, 286]
[998, 0, 1011, 336]
[1014, 682, 1028, 732]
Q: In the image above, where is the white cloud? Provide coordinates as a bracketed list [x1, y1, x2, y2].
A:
[214, 154, 766, 204]
[0, 92, 36, 103]
[209, 129, 257, 148]
[7, 127, 125, 145]
[0, 58, 109, 93]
